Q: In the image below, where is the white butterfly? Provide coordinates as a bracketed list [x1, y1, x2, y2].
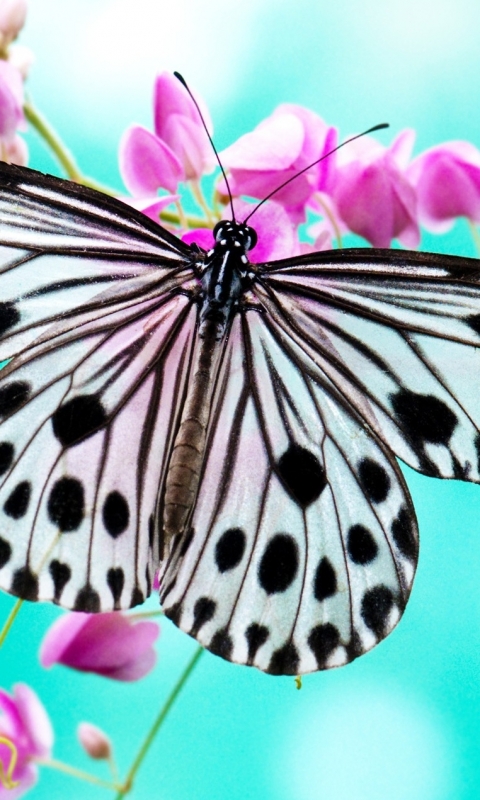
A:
[0, 161, 478, 674]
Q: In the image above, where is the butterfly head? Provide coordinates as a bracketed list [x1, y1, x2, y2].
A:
[212, 220, 257, 253]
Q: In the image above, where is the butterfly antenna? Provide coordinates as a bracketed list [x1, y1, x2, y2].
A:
[243, 122, 389, 223]
[174, 71, 236, 223]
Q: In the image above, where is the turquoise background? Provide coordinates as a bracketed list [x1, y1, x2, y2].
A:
[1, 1, 480, 798]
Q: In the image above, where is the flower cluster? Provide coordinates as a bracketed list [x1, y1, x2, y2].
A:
[0, 0, 30, 166]
[120, 71, 480, 256]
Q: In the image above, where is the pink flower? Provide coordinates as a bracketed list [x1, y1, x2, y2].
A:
[121, 193, 178, 223]
[408, 141, 480, 232]
[182, 200, 303, 263]
[0, 60, 24, 139]
[0, 0, 27, 50]
[40, 612, 160, 682]
[220, 105, 337, 223]
[77, 722, 111, 761]
[331, 129, 419, 248]
[0, 683, 53, 798]
[119, 72, 213, 195]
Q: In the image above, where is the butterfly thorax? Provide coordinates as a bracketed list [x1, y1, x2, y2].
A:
[162, 220, 257, 549]
[198, 220, 257, 340]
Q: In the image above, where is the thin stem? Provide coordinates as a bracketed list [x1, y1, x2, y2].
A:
[114, 646, 204, 799]
[0, 598, 23, 649]
[468, 220, 480, 257]
[128, 610, 164, 621]
[191, 180, 216, 225]
[314, 193, 343, 248]
[23, 98, 117, 195]
[36, 757, 122, 792]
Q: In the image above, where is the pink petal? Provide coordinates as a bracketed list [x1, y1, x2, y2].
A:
[154, 72, 212, 137]
[121, 194, 178, 223]
[13, 684, 53, 758]
[221, 112, 305, 171]
[0, 61, 23, 139]
[234, 199, 301, 262]
[182, 228, 214, 250]
[40, 612, 159, 682]
[119, 125, 184, 195]
[163, 114, 213, 180]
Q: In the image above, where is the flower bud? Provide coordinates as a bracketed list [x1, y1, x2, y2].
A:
[0, 0, 27, 48]
[78, 722, 112, 760]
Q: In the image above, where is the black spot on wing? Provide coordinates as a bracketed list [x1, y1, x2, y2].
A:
[0, 382, 30, 417]
[390, 390, 457, 446]
[107, 567, 125, 607]
[268, 642, 299, 675]
[130, 587, 145, 607]
[0, 536, 11, 567]
[308, 623, 340, 668]
[49, 560, 71, 602]
[245, 623, 269, 664]
[102, 491, 129, 538]
[347, 524, 378, 565]
[358, 458, 391, 503]
[48, 477, 84, 532]
[191, 597, 216, 636]
[277, 444, 326, 507]
[313, 556, 337, 601]
[0, 302, 19, 337]
[258, 533, 298, 594]
[361, 585, 395, 638]
[4, 481, 31, 519]
[391, 506, 418, 561]
[210, 628, 233, 660]
[467, 313, 480, 336]
[215, 528, 246, 573]
[52, 395, 107, 447]
[11, 566, 38, 601]
[74, 584, 101, 612]
[0, 442, 14, 475]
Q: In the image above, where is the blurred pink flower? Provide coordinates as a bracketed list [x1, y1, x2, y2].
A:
[0, 683, 53, 798]
[121, 193, 178, 223]
[408, 140, 480, 232]
[220, 105, 337, 223]
[77, 722, 111, 761]
[182, 200, 302, 263]
[119, 72, 213, 195]
[0, 59, 26, 165]
[40, 612, 159, 682]
[0, 0, 27, 50]
[331, 129, 419, 248]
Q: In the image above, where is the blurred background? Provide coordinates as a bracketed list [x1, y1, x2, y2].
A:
[1, 0, 480, 798]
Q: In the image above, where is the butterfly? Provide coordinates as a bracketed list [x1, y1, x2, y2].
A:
[0, 159, 479, 676]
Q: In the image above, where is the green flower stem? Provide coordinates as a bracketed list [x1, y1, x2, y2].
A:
[36, 757, 122, 792]
[314, 193, 343, 248]
[114, 645, 204, 799]
[191, 180, 216, 225]
[128, 609, 164, 621]
[0, 598, 23, 649]
[468, 220, 480, 256]
[23, 98, 117, 195]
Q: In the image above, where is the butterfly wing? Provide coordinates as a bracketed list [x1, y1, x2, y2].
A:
[0, 162, 199, 610]
[256, 248, 480, 482]
[159, 309, 418, 674]
[159, 246, 480, 674]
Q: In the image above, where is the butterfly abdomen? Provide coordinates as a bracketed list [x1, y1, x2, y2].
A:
[163, 319, 223, 544]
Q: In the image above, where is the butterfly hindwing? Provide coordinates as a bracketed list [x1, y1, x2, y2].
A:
[159, 311, 418, 674]
[256, 248, 480, 482]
